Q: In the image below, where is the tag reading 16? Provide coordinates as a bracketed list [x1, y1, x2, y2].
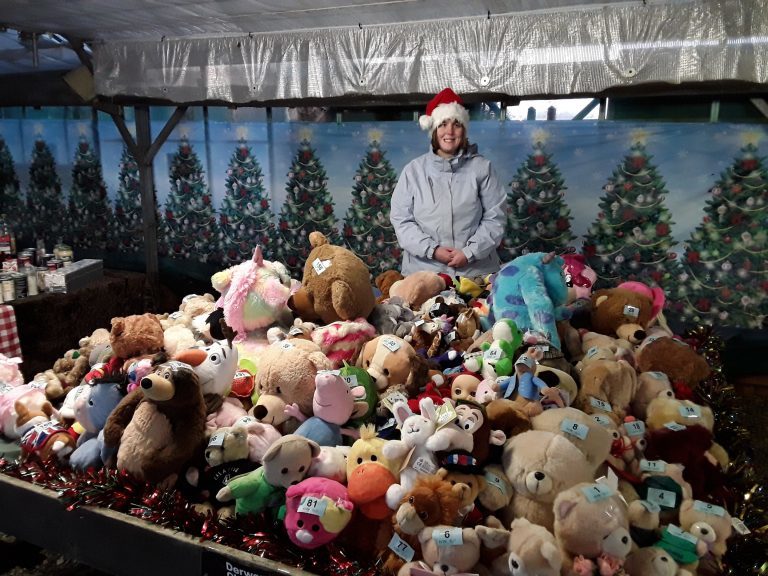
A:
[298, 496, 328, 516]
[388, 533, 415, 561]
[561, 419, 589, 440]
[433, 527, 463, 547]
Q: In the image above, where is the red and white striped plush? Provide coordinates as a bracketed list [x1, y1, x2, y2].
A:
[311, 318, 377, 369]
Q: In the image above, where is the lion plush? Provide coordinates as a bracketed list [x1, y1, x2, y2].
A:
[290, 231, 376, 325]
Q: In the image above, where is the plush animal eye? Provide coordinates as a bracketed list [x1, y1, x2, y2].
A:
[419, 511, 428, 519]
[276, 387, 282, 394]
[408, 496, 414, 504]
[383, 369, 390, 376]
[366, 360, 371, 367]
[282, 467, 288, 474]
[450, 480, 456, 485]
[370, 454, 378, 462]
[297, 519, 304, 528]
[88, 399, 94, 406]
[469, 391, 475, 397]
[208, 353, 221, 365]
[454, 418, 460, 425]
[357, 457, 363, 465]
[454, 389, 461, 396]
[468, 481, 474, 489]
[299, 465, 305, 472]
[311, 524, 320, 532]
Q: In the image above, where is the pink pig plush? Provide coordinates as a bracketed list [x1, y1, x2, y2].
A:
[284, 477, 354, 549]
[285, 370, 368, 446]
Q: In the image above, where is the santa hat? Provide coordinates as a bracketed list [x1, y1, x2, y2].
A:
[419, 88, 470, 135]
[617, 281, 665, 320]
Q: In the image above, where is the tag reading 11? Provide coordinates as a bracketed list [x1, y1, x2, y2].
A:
[298, 496, 328, 516]
[433, 527, 463, 547]
[639, 459, 667, 473]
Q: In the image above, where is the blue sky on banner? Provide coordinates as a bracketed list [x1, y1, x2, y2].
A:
[1, 117, 766, 252]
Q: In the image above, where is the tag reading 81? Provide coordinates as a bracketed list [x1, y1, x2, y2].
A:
[298, 496, 327, 516]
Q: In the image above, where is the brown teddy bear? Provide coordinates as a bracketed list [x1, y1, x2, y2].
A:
[289, 231, 376, 325]
[389, 271, 451, 310]
[590, 287, 656, 345]
[103, 355, 208, 487]
[375, 270, 404, 303]
[636, 334, 711, 399]
[110, 313, 166, 363]
[38, 328, 112, 401]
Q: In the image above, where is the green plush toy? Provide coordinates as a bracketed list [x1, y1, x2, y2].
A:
[463, 319, 523, 381]
[216, 434, 320, 517]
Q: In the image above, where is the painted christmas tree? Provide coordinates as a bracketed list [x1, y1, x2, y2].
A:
[671, 136, 767, 328]
[274, 134, 338, 276]
[162, 138, 218, 263]
[113, 145, 157, 254]
[26, 137, 67, 248]
[342, 133, 401, 273]
[582, 131, 678, 289]
[68, 136, 113, 253]
[499, 129, 574, 261]
[217, 136, 275, 265]
[0, 136, 26, 243]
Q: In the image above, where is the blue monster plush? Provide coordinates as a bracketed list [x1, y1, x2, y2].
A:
[488, 252, 572, 351]
[69, 381, 125, 471]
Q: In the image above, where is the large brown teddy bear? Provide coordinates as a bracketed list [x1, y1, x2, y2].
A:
[636, 334, 711, 399]
[103, 356, 207, 488]
[111, 313, 166, 362]
[289, 231, 376, 325]
[250, 338, 333, 429]
[590, 287, 655, 345]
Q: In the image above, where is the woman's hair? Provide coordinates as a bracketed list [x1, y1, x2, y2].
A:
[431, 121, 469, 155]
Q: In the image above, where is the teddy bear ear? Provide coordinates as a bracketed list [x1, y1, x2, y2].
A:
[555, 496, 578, 521]
[541, 541, 562, 570]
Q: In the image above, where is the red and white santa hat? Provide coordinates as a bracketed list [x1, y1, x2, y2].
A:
[419, 88, 470, 135]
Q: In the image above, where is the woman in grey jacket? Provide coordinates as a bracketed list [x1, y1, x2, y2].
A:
[390, 88, 507, 277]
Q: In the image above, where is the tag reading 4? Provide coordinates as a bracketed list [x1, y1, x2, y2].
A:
[298, 496, 328, 516]
[388, 533, 415, 561]
[561, 419, 589, 440]
[433, 527, 463, 547]
[647, 487, 676, 508]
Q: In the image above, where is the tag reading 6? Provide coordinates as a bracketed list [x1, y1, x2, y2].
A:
[433, 527, 463, 547]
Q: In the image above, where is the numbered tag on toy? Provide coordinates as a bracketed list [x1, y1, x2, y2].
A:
[484, 471, 508, 495]
[169, 311, 185, 321]
[433, 527, 463, 547]
[639, 459, 667, 473]
[414, 319, 425, 327]
[732, 517, 751, 535]
[288, 326, 304, 336]
[535, 345, 549, 353]
[429, 303, 441, 315]
[678, 405, 701, 419]
[693, 500, 726, 517]
[298, 495, 328, 516]
[381, 392, 409, 412]
[234, 416, 258, 427]
[592, 414, 613, 427]
[647, 487, 676, 508]
[667, 524, 698, 545]
[318, 369, 341, 377]
[561, 418, 589, 440]
[0, 383, 11, 395]
[625, 420, 645, 437]
[623, 304, 640, 318]
[484, 347, 502, 361]
[312, 258, 332, 275]
[586, 346, 599, 359]
[342, 374, 358, 387]
[412, 457, 438, 475]
[664, 422, 686, 432]
[581, 483, 614, 503]
[589, 396, 612, 412]
[435, 402, 458, 429]
[208, 432, 226, 447]
[640, 500, 661, 513]
[648, 371, 667, 380]
[388, 533, 415, 562]
[381, 337, 401, 352]
[444, 331, 457, 344]
[277, 341, 295, 351]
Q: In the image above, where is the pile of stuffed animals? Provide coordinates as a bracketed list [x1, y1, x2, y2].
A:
[0, 234, 736, 576]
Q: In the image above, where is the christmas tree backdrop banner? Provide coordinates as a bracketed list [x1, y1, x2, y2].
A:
[0, 117, 765, 328]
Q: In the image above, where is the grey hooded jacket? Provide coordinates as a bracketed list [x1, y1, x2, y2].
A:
[390, 144, 507, 277]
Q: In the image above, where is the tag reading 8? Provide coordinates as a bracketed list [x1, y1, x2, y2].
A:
[433, 527, 463, 547]
[561, 419, 589, 440]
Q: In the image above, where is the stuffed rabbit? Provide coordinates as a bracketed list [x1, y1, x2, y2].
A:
[383, 397, 438, 509]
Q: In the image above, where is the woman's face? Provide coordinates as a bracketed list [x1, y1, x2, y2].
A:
[435, 119, 465, 158]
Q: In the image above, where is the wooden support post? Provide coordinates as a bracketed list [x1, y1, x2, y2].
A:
[573, 98, 599, 120]
[105, 105, 186, 310]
